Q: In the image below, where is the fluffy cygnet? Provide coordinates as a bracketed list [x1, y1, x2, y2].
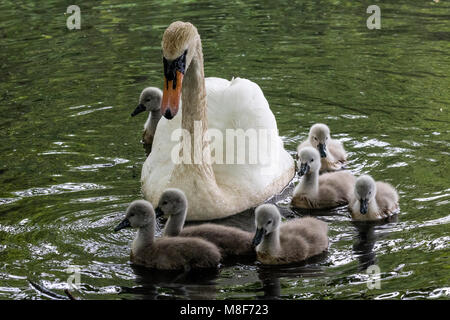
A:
[292, 147, 355, 209]
[297, 123, 347, 172]
[114, 199, 221, 270]
[131, 87, 162, 156]
[252, 204, 329, 265]
[350, 175, 399, 221]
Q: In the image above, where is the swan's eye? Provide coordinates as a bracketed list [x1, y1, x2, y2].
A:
[129, 213, 135, 217]
[267, 220, 272, 225]
[146, 99, 151, 102]
[314, 137, 318, 141]
[162, 201, 168, 205]
[311, 158, 314, 162]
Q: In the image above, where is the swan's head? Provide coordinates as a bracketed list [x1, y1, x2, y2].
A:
[297, 147, 321, 176]
[155, 188, 188, 219]
[252, 204, 281, 247]
[161, 21, 200, 120]
[354, 175, 377, 215]
[114, 200, 154, 231]
[131, 87, 162, 117]
[308, 123, 330, 158]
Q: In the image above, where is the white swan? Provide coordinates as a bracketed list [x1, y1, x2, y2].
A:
[141, 21, 295, 221]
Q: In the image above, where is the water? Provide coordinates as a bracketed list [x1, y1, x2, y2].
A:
[0, 0, 449, 300]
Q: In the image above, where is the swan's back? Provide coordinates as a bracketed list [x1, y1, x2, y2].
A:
[375, 181, 399, 214]
[180, 223, 254, 257]
[131, 236, 221, 270]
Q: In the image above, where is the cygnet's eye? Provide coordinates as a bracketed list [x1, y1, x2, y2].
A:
[311, 158, 314, 162]
[146, 98, 151, 102]
[162, 201, 168, 205]
[267, 220, 272, 225]
[314, 137, 318, 141]
[129, 213, 135, 217]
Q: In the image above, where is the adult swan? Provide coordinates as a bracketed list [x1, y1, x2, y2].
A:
[141, 21, 295, 221]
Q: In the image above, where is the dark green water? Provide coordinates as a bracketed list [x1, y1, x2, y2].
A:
[1, 0, 449, 299]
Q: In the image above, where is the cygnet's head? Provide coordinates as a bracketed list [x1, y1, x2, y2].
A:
[354, 175, 377, 214]
[155, 188, 188, 219]
[114, 200, 154, 231]
[252, 204, 281, 247]
[308, 123, 330, 158]
[298, 147, 321, 176]
[131, 87, 163, 117]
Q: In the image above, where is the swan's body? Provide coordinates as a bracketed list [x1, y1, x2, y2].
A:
[131, 87, 163, 156]
[141, 22, 294, 221]
[114, 200, 221, 270]
[292, 147, 355, 209]
[350, 175, 399, 221]
[252, 204, 328, 265]
[297, 123, 347, 172]
[156, 189, 254, 257]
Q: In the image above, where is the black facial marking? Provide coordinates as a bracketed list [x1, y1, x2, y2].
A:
[163, 50, 187, 90]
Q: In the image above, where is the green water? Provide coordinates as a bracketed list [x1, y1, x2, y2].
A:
[1, 0, 449, 300]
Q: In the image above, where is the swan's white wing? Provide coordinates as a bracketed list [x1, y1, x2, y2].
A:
[206, 77, 293, 193]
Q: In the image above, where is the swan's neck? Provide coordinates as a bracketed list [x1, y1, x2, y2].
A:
[298, 171, 319, 197]
[179, 38, 215, 178]
[259, 229, 281, 255]
[163, 211, 186, 237]
[132, 223, 154, 254]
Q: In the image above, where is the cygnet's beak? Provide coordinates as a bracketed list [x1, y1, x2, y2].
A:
[155, 207, 164, 218]
[318, 143, 327, 158]
[360, 199, 369, 215]
[252, 228, 265, 247]
[298, 162, 310, 176]
[131, 104, 146, 117]
[114, 218, 131, 232]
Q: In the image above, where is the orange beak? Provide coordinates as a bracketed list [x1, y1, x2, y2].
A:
[161, 71, 183, 119]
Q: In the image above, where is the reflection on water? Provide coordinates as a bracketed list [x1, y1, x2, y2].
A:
[1, 0, 449, 299]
